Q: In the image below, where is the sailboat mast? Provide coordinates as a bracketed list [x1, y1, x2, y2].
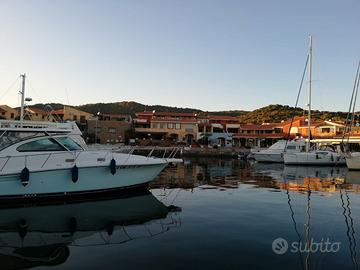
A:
[20, 74, 26, 125]
[306, 36, 312, 152]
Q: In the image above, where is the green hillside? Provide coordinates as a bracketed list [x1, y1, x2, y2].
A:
[29, 102, 348, 124]
[77, 101, 203, 116]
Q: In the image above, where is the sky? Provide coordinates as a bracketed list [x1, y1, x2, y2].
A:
[0, 0, 359, 112]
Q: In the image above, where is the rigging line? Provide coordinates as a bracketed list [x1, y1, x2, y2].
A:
[342, 61, 360, 146]
[0, 76, 20, 102]
[304, 177, 311, 270]
[26, 79, 41, 101]
[346, 190, 359, 270]
[171, 188, 181, 204]
[348, 70, 360, 145]
[284, 53, 309, 151]
[340, 189, 357, 270]
[284, 179, 305, 270]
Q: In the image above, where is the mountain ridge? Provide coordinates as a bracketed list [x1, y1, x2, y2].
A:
[29, 101, 348, 124]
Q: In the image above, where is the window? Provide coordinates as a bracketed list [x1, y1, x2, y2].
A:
[56, 137, 83, 150]
[95, 127, 102, 132]
[10, 113, 14, 119]
[175, 123, 181, 129]
[80, 115, 86, 123]
[160, 123, 165, 129]
[108, 127, 116, 133]
[17, 138, 64, 152]
[73, 115, 77, 121]
[1, 112, 5, 116]
[167, 123, 174, 129]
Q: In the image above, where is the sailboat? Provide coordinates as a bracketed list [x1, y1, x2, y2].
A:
[283, 36, 346, 166]
[343, 61, 360, 170]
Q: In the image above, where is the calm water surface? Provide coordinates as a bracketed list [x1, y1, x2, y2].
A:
[2, 158, 360, 270]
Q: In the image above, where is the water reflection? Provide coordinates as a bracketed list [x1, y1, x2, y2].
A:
[0, 192, 181, 270]
[152, 158, 360, 269]
[153, 158, 360, 193]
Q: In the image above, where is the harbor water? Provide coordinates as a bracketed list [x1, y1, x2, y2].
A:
[2, 158, 360, 270]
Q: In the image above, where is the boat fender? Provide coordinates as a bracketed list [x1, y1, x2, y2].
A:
[106, 222, 115, 236]
[69, 217, 77, 235]
[110, 158, 116, 175]
[331, 154, 334, 161]
[20, 167, 30, 186]
[72, 165, 79, 183]
[19, 219, 28, 239]
[316, 154, 319, 159]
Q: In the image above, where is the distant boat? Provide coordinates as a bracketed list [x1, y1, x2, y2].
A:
[283, 36, 345, 166]
[253, 139, 305, 163]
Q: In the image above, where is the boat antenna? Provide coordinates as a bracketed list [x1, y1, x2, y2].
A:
[306, 36, 313, 153]
[19, 74, 26, 126]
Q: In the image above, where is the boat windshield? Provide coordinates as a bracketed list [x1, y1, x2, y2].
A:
[56, 137, 83, 151]
[0, 131, 45, 151]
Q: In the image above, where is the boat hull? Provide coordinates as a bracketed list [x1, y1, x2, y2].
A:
[346, 154, 360, 170]
[254, 152, 284, 163]
[284, 152, 346, 166]
[0, 163, 166, 201]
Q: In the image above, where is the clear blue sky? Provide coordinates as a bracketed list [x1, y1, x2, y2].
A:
[0, 0, 359, 111]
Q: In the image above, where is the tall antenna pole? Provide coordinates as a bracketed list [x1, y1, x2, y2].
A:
[306, 36, 312, 152]
[20, 74, 26, 125]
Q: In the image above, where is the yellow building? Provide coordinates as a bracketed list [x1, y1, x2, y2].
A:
[24, 107, 58, 121]
[0, 105, 18, 120]
[52, 105, 93, 123]
[134, 112, 198, 143]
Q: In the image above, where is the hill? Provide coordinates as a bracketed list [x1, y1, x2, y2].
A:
[28, 102, 348, 123]
[238, 104, 348, 124]
[77, 101, 203, 115]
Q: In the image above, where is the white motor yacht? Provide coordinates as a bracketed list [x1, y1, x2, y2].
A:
[0, 120, 167, 201]
[0, 74, 170, 201]
[253, 139, 305, 163]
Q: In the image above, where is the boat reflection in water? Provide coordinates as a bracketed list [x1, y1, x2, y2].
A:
[153, 158, 360, 193]
[0, 192, 181, 270]
[282, 165, 347, 193]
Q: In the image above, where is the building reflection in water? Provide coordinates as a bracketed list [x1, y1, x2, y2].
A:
[152, 158, 360, 193]
[0, 192, 181, 270]
[152, 158, 360, 269]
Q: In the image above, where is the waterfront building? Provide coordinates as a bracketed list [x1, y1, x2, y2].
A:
[134, 111, 198, 144]
[232, 123, 285, 148]
[0, 105, 17, 120]
[87, 113, 131, 144]
[281, 116, 345, 139]
[51, 105, 93, 130]
[23, 107, 58, 121]
[197, 115, 240, 147]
